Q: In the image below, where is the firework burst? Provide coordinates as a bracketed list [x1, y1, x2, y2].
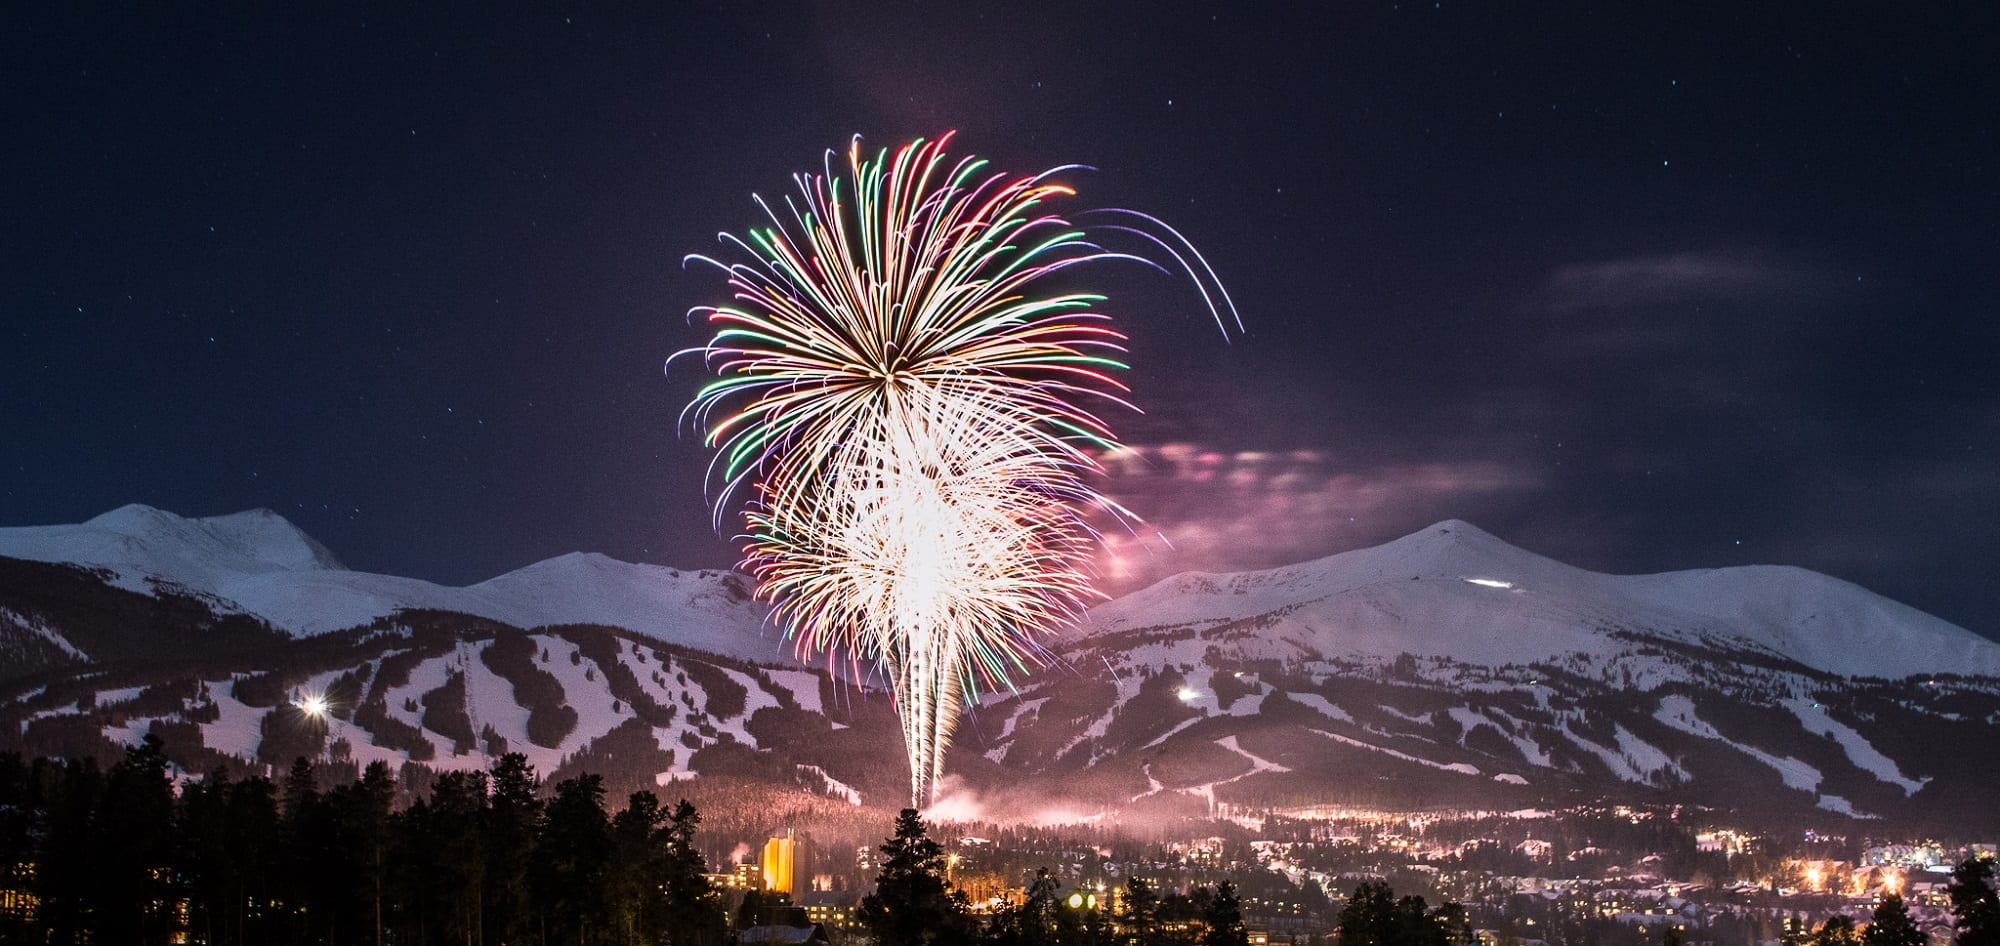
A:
[680, 133, 1234, 805]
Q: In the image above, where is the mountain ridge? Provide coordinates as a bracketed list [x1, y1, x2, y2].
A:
[3, 505, 1996, 830]
[0, 504, 787, 662]
[1075, 519, 1998, 679]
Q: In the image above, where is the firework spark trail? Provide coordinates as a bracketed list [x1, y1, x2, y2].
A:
[679, 133, 1235, 805]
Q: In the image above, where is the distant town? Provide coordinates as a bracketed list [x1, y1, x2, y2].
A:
[711, 803, 1998, 946]
[7, 741, 1994, 945]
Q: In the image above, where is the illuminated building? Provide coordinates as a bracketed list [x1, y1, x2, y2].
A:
[763, 831, 796, 896]
[1, 861, 37, 925]
[706, 861, 764, 892]
[798, 892, 856, 929]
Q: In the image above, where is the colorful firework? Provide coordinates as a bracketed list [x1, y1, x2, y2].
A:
[680, 133, 1235, 805]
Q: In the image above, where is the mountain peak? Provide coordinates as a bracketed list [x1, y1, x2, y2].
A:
[197, 508, 347, 571]
[1390, 518, 1524, 555]
[1420, 518, 1487, 535]
[1082, 518, 2000, 679]
[1, 503, 346, 588]
[84, 502, 175, 528]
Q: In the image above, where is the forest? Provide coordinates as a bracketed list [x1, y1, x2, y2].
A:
[0, 735, 725, 946]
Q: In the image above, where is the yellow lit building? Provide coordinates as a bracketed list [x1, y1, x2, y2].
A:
[763, 830, 797, 897]
[800, 898, 854, 929]
[706, 861, 764, 892]
[1, 861, 37, 925]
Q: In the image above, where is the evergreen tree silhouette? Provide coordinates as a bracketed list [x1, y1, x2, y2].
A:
[859, 808, 972, 946]
[1864, 893, 1924, 946]
[1201, 881, 1248, 946]
[1950, 858, 2000, 946]
[485, 752, 542, 945]
[662, 798, 726, 946]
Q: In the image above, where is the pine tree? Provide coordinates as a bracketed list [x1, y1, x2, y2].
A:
[989, 869, 1061, 946]
[1392, 893, 1437, 946]
[1339, 881, 1399, 946]
[858, 808, 972, 946]
[1950, 858, 2000, 946]
[178, 770, 240, 946]
[326, 760, 396, 946]
[1813, 914, 1861, 946]
[221, 776, 281, 946]
[1120, 876, 1161, 946]
[1339, 881, 1472, 946]
[537, 774, 613, 944]
[610, 790, 670, 943]
[485, 752, 543, 946]
[424, 768, 489, 946]
[661, 798, 726, 946]
[94, 734, 177, 944]
[1202, 881, 1248, 946]
[1864, 894, 1925, 946]
[1428, 901, 1474, 946]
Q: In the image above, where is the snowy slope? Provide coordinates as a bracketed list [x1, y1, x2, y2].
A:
[0, 505, 790, 663]
[0, 504, 344, 594]
[4, 508, 1991, 677]
[6, 509, 2000, 825]
[1073, 520, 2000, 679]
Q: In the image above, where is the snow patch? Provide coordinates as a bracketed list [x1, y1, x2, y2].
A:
[1141, 715, 1204, 749]
[1449, 705, 1553, 767]
[797, 764, 862, 805]
[1816, 794, 1877, 818]
[1216, 734, 1290, 775]
[1308, 728, 1481, 776]
[764, 669, 825, 715]
[1656, 695, 1820, 792]
[1781, 698, 1928, 795]
[1287, 692, 1354, 724]
[1, 607, 88, 660]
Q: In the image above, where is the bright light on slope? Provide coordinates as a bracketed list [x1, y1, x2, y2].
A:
[1464, 578, 1513, 589]
[1177, 686, 1201, 703]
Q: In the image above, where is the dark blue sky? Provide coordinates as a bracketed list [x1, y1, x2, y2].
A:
[4, 3, 1996, 639]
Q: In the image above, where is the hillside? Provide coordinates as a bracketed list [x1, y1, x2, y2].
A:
[0, 505, 788, 662]
[2, 509, 1995, 832]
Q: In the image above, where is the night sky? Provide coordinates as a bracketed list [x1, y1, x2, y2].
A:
[5, 5, 1996, 639]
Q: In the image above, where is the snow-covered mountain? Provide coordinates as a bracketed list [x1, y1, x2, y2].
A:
[0, 504, 346, 588]
[0, 504, 787, 663]
[2, 507, 1996, 829]
[1073, 520, 2000, 679]
[959, 522, 2000, 826]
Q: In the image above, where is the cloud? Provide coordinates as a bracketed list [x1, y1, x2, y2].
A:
[1531, 249, 1832, 313]
[1090, 443, 1543, 590]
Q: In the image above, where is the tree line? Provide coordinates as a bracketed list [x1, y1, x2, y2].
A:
[0, 735, 726, 946]
[6, 736, 1997, 946]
